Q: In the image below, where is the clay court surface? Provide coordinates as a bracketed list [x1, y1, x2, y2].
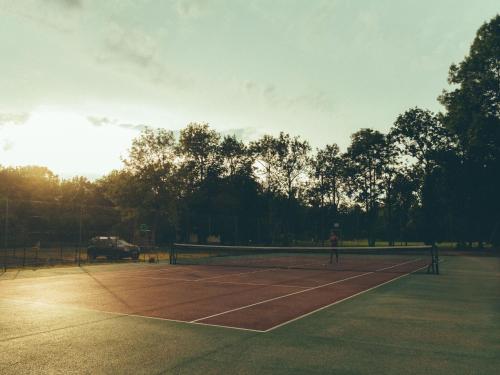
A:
[0, 257, 428, 332]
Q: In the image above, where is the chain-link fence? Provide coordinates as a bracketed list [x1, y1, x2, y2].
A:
[0, 198, 170, 270]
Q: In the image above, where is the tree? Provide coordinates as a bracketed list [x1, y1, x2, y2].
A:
[344, 129, 388, 246]
[439, 15, 500, 245]
[308, 144, 345, 241]
[250, 133, 311, 242]
[250, 135, 281, 194]
[274, 132, 311, 201]
[391, 108, 452, 175]
[439, 15, 500, 159]
[309, 144, 345, 208]
[121, 127, 178, 242]
[219, 135, 253, 177]
[390, 170, 419, 244]
[390, 108, 455, 244]
[178, 123, 221, 185]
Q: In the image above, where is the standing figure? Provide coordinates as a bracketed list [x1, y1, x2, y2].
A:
[330, 231, 339, 263]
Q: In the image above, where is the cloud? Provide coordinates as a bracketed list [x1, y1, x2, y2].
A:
[286, 90, 332, 113]
[2, 140, 14, 152]
[3, 0, 83, 34]
[243, 80, 257, 92]
[0, 113, 30, 126]
[87, 116, 112, 127]
[118, 123, 149, 131]
[239, 80, 332, 113]
[95, 23, 191, 90]
[263, 85, 276, 96]
[176, 0, 208, 18]
[102, 24, 158, 67]
[87, 116, 148, 131]
[44, 0, 83, 10]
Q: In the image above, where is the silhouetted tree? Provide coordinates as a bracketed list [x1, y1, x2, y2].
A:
[178, 123, 221, 185]
[344, 129, 388, 246]
[439, 15, 500, 245]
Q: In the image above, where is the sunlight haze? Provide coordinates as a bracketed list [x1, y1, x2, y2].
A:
[0, 0, 498, 178]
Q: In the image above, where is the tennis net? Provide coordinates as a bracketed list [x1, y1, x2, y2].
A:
[169, 243, 439, 274]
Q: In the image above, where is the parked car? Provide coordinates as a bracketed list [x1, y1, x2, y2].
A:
[87, 236, 140, 260]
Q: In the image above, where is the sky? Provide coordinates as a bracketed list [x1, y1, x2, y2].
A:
[0, 0, 498, 179]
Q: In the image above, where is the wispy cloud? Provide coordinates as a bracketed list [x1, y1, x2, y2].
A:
[2, 139, 14, 152]
[95, 22, 191, 89]
[87, 116, 148, 131]
[176, 0, 209, 18]
[118, 123, 149, 131]
[2, 0, 83, 33]
[44, 0, 83, 10]
[239, 80, 332, 113]
[0, 113, 30, 126]
[87, 116, 112, 127]
[102, 23, 157, 67]
[286, 90, 332, 112]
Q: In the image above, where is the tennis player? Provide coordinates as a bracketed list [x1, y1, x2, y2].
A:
[330, 231, 339, 263]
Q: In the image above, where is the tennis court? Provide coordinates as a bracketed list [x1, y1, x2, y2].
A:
[0, 245, 437, 332]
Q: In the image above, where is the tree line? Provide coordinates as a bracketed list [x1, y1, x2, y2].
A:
[1, 15, 499, 248]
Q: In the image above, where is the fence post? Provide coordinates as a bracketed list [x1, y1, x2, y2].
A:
[78, 205, 83, 267]
[3, 197, 8, 271]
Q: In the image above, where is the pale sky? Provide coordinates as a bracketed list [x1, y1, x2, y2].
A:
[0, 0, 498, 179]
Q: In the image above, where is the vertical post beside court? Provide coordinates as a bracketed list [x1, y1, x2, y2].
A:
[434, 244, 440, 275]
[78, 205, 83, 267]
[3, 197, 8, 271]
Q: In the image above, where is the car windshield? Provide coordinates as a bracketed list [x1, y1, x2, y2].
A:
[118, 240, 133, 247]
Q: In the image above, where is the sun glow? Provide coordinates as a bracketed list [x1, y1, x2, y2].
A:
[0, 108, 136, 179]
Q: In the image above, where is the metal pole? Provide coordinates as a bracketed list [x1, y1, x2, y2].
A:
[3, 197, 8, 271]
[78, 205, 82, 267]
[435, 244, 440, 275]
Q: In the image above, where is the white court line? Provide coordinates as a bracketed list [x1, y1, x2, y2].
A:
[180, 257, 338, 282]
[191, 268, 275, 281]
[190, 258, 421, 323]
[123, 274, 310, 289]
[0, 296, 265, 334]
[264, 262, 430, 332]
[103, 260, 327, 283]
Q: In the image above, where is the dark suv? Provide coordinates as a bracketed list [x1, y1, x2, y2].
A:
[87, 236, 140, 260]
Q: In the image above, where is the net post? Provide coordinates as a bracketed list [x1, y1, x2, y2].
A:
[434, 244, 439, 275]
[427, 243, 439, 275]
[169, 244, 176, 265]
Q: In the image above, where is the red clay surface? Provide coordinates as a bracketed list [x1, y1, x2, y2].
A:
[0, 258, 429, 332]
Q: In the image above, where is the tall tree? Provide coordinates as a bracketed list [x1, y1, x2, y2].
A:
[178, 123, 221, 185]
[439, 15, 500, 245]
[390, 170, 419, 244]
[310, 144, 344, 209]
[391, 108, 452, 176]
[250, 135, 281, 194]
[274, 132, 311, 201]
[344, 129, 388, 246]
[219, 135, 253, 178]
[390, 108, 454, 244]
[308, 144, 345, 241]
[379, 133, 400, 245]
[122, 127, 178, 242]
